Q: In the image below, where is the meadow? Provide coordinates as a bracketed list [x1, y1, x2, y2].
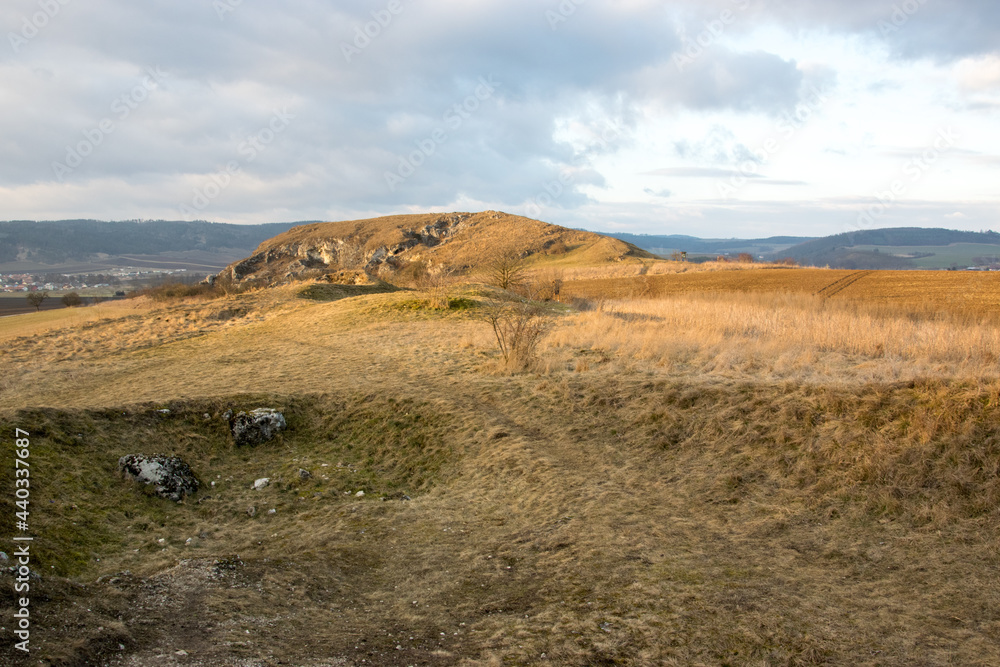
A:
[1, 263, 999, 666]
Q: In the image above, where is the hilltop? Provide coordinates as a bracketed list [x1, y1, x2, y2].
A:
[217, 211, 652, 286]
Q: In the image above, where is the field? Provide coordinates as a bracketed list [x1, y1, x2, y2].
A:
[1, 264, 999, 665]
[847, 244, 1000, 268]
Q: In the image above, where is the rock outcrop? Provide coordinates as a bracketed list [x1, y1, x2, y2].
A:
[225, 408, 287, 447]
[216, 213, 470, 286]
[118, 454, 199, 502]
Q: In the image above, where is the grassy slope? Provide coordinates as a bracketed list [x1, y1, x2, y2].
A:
[1, 275, 999, 665]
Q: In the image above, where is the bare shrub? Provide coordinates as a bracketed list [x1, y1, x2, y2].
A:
[482, 293, 551, 371]
[533, 269, 564, 301]
[395, 260, 455, 309]
[142, 282, 217, 302]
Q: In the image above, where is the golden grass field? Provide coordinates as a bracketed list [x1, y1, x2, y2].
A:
[2, 262, 1000, 666]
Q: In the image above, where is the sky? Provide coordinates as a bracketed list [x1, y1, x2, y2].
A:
[1, 0, 999, 238]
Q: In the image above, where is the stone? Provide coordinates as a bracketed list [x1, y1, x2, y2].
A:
[267, 509, 276, 515]
[355, 490, 365, 497]
[253, 478, 270, 490]
[298, 468, 312, 480]
[247, 506, 257, 518]
[227, 408, 287, 447]
[118, 454, 199, 502]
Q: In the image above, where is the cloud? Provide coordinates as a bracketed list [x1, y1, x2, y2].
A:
[0, 0, 998, 231]
[646, 167, 762, 179]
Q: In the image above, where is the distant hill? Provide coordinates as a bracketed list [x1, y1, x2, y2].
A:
[0, 220, 305, 272]
[777, 227, 1000, 269]
[605, 232, 815, 257]
[219, 211, 652, 286]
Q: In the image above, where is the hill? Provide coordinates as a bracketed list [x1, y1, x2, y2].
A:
[218, 211, 652, 286]
[0, 219, 304, 272]
[776, 227, 1000, 269]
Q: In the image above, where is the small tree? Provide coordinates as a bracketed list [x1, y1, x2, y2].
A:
[737, 253, 755, 263]
[485, 244, 527, 291]
[61, 291, 83, 307]
[26, 290, 48, 311]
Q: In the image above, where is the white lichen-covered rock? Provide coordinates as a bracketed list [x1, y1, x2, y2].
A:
[225, 408, 287, 447]
[118, 454, 199, 502]
[253, 478, 270, 490]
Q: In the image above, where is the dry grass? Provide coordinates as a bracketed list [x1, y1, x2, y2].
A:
[560, 266, 1000, 316]
[2, 269, 1000, 665]
[550, 258, 798, 282]
[545, 291, 1000, 384]
[0, 297, 155, 343]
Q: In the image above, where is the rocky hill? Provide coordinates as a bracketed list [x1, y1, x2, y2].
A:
[216, 210, 651, 286]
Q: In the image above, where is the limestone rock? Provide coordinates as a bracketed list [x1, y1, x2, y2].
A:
[118, 454, 199, 502]
[252, 478, 270, 490]
[226, 408, 287, 447]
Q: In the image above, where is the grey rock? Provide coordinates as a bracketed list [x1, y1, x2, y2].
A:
[298, 468, 312, 480]
[227, 408, 287, 447]
[118, 454, 199, 502]
[253, 477, 270, 490]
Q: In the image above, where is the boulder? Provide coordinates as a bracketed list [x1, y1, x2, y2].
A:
[225, 408, 287, 447]
[118, 454, 199, 502]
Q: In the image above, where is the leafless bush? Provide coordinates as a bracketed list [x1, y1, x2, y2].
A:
[482, 293, 551, 371]
[533, 269, 564, 301]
